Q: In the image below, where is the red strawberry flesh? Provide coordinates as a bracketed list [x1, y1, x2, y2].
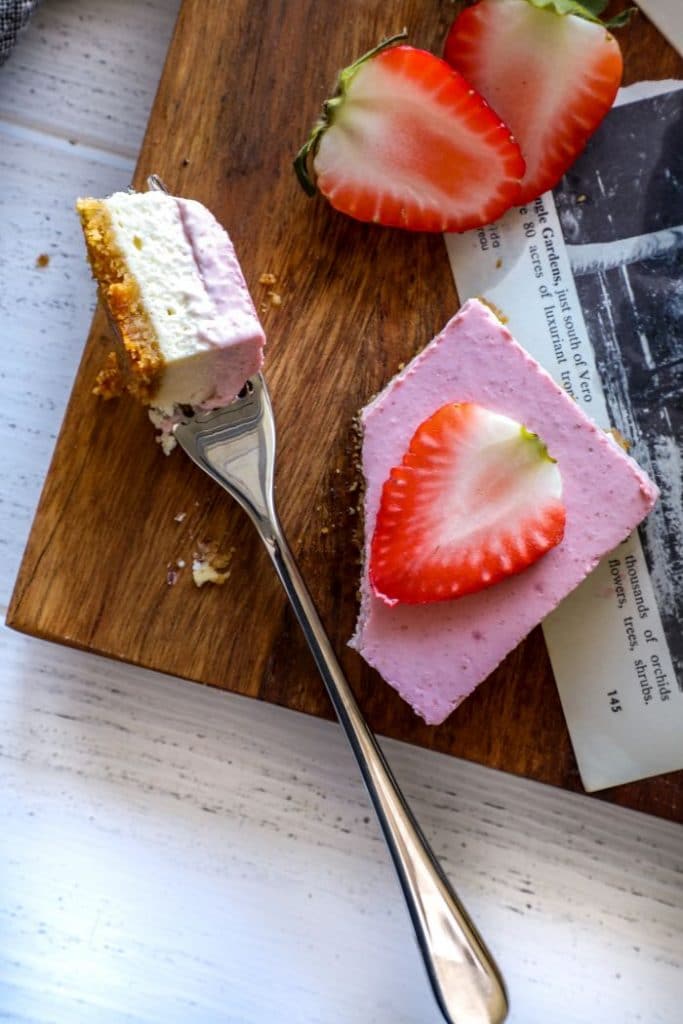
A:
[444, 0, 623, 204]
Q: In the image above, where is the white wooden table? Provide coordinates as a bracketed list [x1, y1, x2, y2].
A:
[1, 3, 681, 1022]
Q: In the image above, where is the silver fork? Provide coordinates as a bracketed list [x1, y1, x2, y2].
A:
[174, 374, 508, 1024]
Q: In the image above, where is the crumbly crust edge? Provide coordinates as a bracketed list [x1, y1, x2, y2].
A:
[76, 197, 164, 403]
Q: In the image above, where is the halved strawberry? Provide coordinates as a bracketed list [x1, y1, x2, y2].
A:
[443, 0, 625, 204]
[294, 35, 525, 232]
[370, 402, 566, 605]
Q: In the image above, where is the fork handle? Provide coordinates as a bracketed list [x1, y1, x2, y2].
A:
[262, 522, 508, 1024]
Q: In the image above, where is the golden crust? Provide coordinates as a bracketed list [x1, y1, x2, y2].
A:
[476, 295, 509, 325]
[92, 351, 124, 400]
[77, 198, 163, 402]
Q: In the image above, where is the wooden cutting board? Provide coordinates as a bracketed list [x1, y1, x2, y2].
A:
[8, 0, 682, 822]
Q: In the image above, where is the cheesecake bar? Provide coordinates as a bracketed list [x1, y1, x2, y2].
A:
[351, 299, 659, 725]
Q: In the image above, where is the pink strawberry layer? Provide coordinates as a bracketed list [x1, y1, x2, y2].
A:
[350, 299, 659, 726]
[176, 197, 265, 407]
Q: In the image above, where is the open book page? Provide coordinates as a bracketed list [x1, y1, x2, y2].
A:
[446, 81, 683, 791]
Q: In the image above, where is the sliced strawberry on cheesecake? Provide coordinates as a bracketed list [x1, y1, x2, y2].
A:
[443, 0, 625, 203]
[295, 35, 525, 232]
[370, 402, 566, 606]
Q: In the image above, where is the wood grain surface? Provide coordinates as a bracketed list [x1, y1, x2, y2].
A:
[7, 0, 682, 821]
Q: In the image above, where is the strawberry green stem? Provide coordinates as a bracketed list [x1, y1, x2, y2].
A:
[523, 0, 635, 28]
[294, 30, 408, 197]
[520, 425, 557, 463]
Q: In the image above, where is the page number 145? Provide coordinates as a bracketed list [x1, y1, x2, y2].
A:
[607, 689, 623, 713]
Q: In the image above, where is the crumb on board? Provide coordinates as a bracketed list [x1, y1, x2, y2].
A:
[192, 558, 230, 587]
[36, 253, 50, 268]
[257, 273, 282, 308]
[495, 258, 503, 269]
[166, 560, 186, 586]
[92, 351, 124, 399]
[577, 194, 587, 204]
[192, 542, 236, 588]
[174, 512, 187, 523]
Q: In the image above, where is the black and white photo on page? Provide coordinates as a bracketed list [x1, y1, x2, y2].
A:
[553, 82, 683, 685]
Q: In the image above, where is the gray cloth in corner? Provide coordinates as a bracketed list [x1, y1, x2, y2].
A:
[0, 0, 41, 66]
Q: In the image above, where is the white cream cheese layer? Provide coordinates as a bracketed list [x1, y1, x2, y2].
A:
[104, 191, 265, 412]
[105, 191, 214, 359]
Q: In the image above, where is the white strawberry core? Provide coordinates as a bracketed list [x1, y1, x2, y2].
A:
[422, 408, 561, 555]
